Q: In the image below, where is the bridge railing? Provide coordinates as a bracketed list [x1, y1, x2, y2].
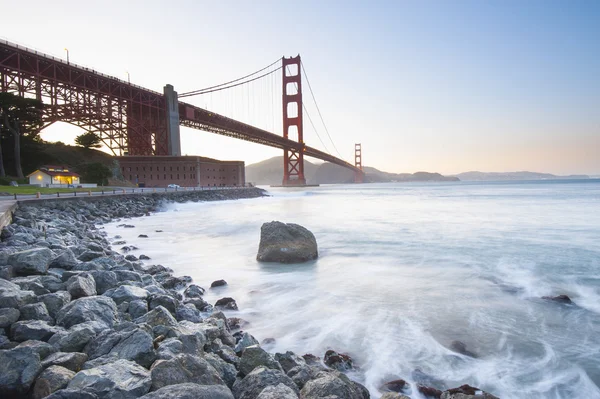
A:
[0, 38, 162, 96]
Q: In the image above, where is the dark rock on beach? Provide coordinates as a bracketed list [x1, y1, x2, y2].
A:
[542, 294, 573, 304]
[256, 221, 318, 263]
[324, 349, 354, 371]
[211, 279, 228, 288]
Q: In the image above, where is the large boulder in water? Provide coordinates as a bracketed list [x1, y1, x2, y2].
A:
[256, 221, 318, 263]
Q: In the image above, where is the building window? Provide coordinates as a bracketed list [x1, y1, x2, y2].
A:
[171, 174, 173, 179]
[150, 175, 153, 180]
[156, 175, 159, 180]
[183, 174, 186, 179]
[183, 166, 186, 171]
[177, 174, 179, 179]
[164, 174, 166, 179]
[128, 167, 131, 172]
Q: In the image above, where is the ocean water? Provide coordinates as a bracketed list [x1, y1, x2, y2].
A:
[105, 180, 600, 399]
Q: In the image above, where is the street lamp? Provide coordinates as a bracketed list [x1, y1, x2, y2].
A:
[64, 48, 69, 64]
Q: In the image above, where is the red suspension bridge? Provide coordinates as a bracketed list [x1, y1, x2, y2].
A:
[0, 40, 364, 185]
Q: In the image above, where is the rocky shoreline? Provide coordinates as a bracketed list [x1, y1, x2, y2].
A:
[0, 188, 499, 399]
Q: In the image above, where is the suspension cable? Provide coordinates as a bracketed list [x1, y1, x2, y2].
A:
[180, 58, 282, 97]
[301, 61, 343, 159]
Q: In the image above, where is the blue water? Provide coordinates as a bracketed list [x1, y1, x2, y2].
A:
[105, 180, 600, 399]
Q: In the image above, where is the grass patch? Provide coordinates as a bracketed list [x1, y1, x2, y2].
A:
[0, 186, 107, 195]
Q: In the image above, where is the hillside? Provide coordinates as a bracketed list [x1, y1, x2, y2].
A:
[245, 156, 459, 185]
[454, 171, 590, 181]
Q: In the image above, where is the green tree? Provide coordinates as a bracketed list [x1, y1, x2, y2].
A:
[75, 132, 103, 149]
[79, 162, 112, 185]
[0, 93, 44, 178]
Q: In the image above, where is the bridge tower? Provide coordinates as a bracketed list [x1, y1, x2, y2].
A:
[281, 55, 306, 186]
[354, 143, 364, 183]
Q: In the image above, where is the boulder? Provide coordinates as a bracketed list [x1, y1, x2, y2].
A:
[449, 341, 477, 358]
[67, 359, 151, 399]
[129, 300, 149, 319]
[150, 353, 225, 391]
[90, 271, 118, 294]
[39, 291, 72, 319]
[542, 294, 573, 304]
[0, 278, 36, 308]
[108, 285, 149, 304]
[17, 340, 58, 359]
[380, 394, 410, 399]
[239, 345, 283, 376]
[324, 349, 353, 371]
[211, 279, 228, 288]
[66, 273, 97, 299]
[8, 247, 54, 275]
[256, 383, 299, 399]
[256, 221, 318, 263]
[42, 351, 88, 372]
[0, 347, 43, 397]
[287, 365, 314, 390]
[50, 249, 79, 270]
[205, 352, 238, 388]
[275, 351, 306, 373]
[135, 305, 178, 328]
[32, 365, 75, 399]
[44, 389, 99, 399]
[149, 294, 178, 315]
[56, 296, 118, 329]
[10, 320, 63, 342]
[184, 284, 205, 298]
[441, 385, 499, 399]
[140, 383, 234, 399]
[232, 366, 299, 399]
[54, 322, 103, 352]
[300, 371, 369, 399]
[12, 275, 64, 293]
[418, 385, 443, 398]
[215, 297, 239, 311]
[381, 379, 408, 393]
[234, 332, 260, 354]
[0, 307, 20, 328]
[19, 302, 54, 324]
[85, 327, 155, 368]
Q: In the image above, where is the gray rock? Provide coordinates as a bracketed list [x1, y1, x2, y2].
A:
[299, 371, 369, 399]
[232, 366, 299, 399]
[86, 327, 155, 368]
[32, 365, 75, 399]
[380, 393, 410, 399]
[39, 291, 72, 318]
[235, 332, 260, 354]
[211, 279, 227, 288]
[239, 345, 283, 376]
[215, 297, 239, 311]
[66, 273, 97, 299]
[140, 383, 234, 399]
[55, 322, 101, 352]
[135, 305, 178, 328]
[44, 389, 99, 399]
[56, 296, 118, 329]
[149, 294, 178, 315]
[0, 307, 20, 328]
[205, 352, 238, 388]
[108, 285, 148, 304]
[90, 270, 118, 294]
[150, 353, 225, 391]
[287, 365, 313, 390]
[275, 351, 306, 373]
[50, 249, 79, 270]
[256, 383, 299, 399]
[440, 385, 500, 399]
[0, 278, 36, 308]
[42, 351, 88, 372]
[12, 275, 64, 294]
[9, 247, 54, 275]
[256, 221, 318, 263]
[78, 250, 104, 262]
[0, 347, 42, 397]
[68, 358, 151, 399]
[17, 339, 58, 359]
[184, 297, 212, 312]
[10, 320, 63, 342]
[323, 349, 353, 371]
[156, 337, 183, 360]
[129, 299, 148, 319]
[175, 304, 203, 323]
[184, 284, 205, 298]
[19, 302, 55, 324]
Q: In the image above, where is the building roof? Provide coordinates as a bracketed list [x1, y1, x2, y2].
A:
[27, 169, 81, 178]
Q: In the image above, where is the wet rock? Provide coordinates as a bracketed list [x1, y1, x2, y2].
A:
[256, 383, 299, 399]
[78, 250, 105, 262]
[228, 317, 249, 331]
[125, 254, 138, 262]
[32, 365, 75, 399]
[85, 327, 155, 368]
[138, 234, 148, 238]
[56, 296, 118, 329]
[211, 279, 228, 288]
[287, 365, 313, 390]
[67, 358, 151, 399]
[215, 297, 238, 311]
[381, 393, 410, 399]
[9, 247, 54, 275]
[0, 278, 36, 308]
[107, 286, 148, 307]
[17, 339, 58, 359]
[39, 291, 72, 319]
[44, 389, 99, 399]
[418, 384, 443, 398]
[49, 249, 79, 270]
[184, 284, 205, 298]
[150, 353, 225, 391]
[235, 332, 260, 354]
[542, 294, 573, 304]
[140, 383, 234, 399]
[54, 322, 100, 352]
[149, 294, 178, 315]
[135, 305, 179, 328]
[13, 275, 64, 294]
[19, 302, 54, 324]
[89, 270, 118, 294]
[205, 352, 238, 388]
[160, 275, 191, 290]
[232, 366, 299, 399]
[0, 307, 20, 328]
[11, 320, 63, 342]
[66, 273, 97, 299]
[156, 338, 182, 360]
[42, 351, 88, 372]
[302, 353, 322, 367]
[184, 297, 212, 312]
[441, 385, 499, 399]
[449, 340, 478, 358]
[129, 300, 149, 319]
[300, 370, 368, 399]
[139, 254, 151, 260]
[381, 379, 408, 393]
[0, 347, 43, 397]
[256, 221, 318, 263]
[175, 304, 203, 323]
[275, 352, 305, 373]
[324, 349, 353, 371]
[239, 345, 283, 376]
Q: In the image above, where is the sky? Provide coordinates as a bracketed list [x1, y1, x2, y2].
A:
[1, 0, 598, 175]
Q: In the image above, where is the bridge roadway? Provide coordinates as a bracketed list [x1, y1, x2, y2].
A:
[0, 40, 361, 175]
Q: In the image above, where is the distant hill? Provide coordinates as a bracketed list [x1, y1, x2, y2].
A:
[454, 171, 590, 181]
[245, 156, 459, 185]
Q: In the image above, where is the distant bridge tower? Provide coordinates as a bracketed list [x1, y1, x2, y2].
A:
[281, 55, 306, 186]
[354, 143, 364, 183]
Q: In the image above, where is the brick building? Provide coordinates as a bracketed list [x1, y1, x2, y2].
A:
[116, 156, 245, 188]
